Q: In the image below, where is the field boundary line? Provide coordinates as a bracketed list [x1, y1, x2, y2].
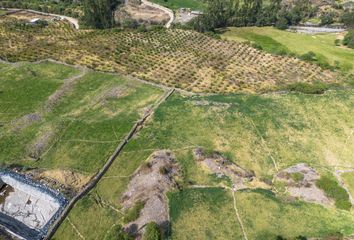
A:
[44, 88, 174, 239]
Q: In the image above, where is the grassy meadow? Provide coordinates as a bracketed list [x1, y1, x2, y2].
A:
[151, 0, 206, 10]
[221, 27, 354, 73]
[55, 88, 354, 239]
[236, 189, 354, 239]
[0, 62, 163, 174]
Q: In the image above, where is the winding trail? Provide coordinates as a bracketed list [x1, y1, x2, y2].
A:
[231, 189, 248, 240]
[141, 0, 174, 28]
[1, 8, 79, 29]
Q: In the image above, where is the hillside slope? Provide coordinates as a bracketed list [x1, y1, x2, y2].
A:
[0, 16, 341, 93]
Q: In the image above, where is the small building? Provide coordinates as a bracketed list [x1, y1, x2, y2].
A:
[29, 18, 41, 24]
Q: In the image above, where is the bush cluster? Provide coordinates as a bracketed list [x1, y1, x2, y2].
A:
[316, 175, 352, 211]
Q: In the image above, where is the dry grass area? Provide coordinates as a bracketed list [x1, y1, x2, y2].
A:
[0, 16, 341, 93]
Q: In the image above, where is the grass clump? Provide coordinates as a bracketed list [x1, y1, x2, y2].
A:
[105, 224, 132, 240]
[316, 176, 351, 211]
[123, 201, 145, 224]
[285, 82, 329, 94]
[290, 172, 304, 182]
[143, 222, 161, 240]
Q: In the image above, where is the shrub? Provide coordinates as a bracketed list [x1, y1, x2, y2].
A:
[275, 17, 289, 30]
[143, 222, 161, 240]
[340, 11, 354, 28]
[299, 51, 316, 62]
[123, 201, 145, 223]
[290, 172, 304, 182]
[320, 12, 336, 26]
[316, 176, 351, 211]
[343, 30, 354, 49]
[286, 82, 329, 94]
[105, 224, 132, 240]
[334, 39, 341, 46]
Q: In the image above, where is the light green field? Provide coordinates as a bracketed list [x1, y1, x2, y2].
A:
[236, 189, 354, 239]
[221, 27, 354, 72]
[151, 0, 206, 11]
[341, 172, 354, 197]
[56, 88, 354, 239]
[168, 188, 243, 239]
[0, 62, 163, 174]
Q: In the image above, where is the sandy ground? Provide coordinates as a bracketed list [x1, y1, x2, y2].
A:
[121, 150, 180, 236]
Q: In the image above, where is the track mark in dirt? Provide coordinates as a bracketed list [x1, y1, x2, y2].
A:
[67, 217, 85, 240]
[244, 116, 279, 172]
[231, 189, 248, 240]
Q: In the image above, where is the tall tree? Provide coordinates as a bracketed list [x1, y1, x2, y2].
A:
[82, 0, 120, 29]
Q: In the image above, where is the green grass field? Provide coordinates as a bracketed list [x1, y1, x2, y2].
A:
[55, 87, 354, 239]
[236, 189, 354, 239]
[221, 27, 354, 72]
[151, 0, 206, 10]
[0, 62, 163, 174]
[341, 172, 354, 198]
[168, 188, 243, 239]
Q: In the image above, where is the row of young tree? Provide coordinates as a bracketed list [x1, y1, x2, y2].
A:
[190, 0, 318, 32]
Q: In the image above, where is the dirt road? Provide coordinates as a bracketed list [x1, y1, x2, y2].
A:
[2, 8, 79, 29]
[140, 0, 174, 28]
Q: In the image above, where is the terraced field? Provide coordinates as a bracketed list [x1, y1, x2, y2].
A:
[0, 16, 342, 93]
[221, 27, 354, 73]
[0, 61, 163, 175]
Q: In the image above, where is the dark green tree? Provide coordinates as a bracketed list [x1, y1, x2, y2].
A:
[82, 0, 121, 29]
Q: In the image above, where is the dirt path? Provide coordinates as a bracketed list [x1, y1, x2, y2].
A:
[44, 88, 175, 239]
[140, 0, 174, 28]
[67, 217, 85, 240]
[231, 189, 248, 240]
[2, 8, 79, 29]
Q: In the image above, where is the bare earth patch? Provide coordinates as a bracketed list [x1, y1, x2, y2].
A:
[115, 2, 169, 25]
[193, 148, 254, 189]
[121, 150, 180, 237]
[276, 163, 332, 206]
[27, 130, 54, 160]
[11, 113, 41, 132]
[27, 169, 90, 197]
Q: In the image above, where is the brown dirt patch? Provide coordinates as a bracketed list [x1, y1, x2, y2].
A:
[121, 150, 180, 237]
[193, 147, 254, 189]
[39, 169, 90, 189]
[115, 3, 169, 25]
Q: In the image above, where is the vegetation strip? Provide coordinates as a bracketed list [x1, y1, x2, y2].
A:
[44, 88, 174, 239]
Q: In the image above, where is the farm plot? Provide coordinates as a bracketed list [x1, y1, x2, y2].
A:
[0, 16, 342, 93]
[221, 27, 354, 73]
[55, 89, 354, 239]
[0, 61, 163, 176]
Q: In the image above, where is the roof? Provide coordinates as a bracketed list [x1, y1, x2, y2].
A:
[29, 18, 41, 23]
